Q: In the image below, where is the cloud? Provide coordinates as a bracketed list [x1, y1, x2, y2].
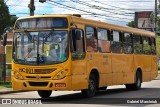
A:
[6, 0, 155, 26]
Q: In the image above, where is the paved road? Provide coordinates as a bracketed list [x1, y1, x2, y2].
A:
[0, 80, 160, 107]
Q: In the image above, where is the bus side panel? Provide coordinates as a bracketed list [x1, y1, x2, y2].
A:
[96, 53, 112, 87]
[141, 55, 152, 82]
[151, 55, 158, 79]
[71, 59, 88, 90]
[122, 54, 135, 84]
[111, 54, 124, 85]
[134, 55, 151, 82]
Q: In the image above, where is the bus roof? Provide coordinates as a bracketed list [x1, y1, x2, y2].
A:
[16, 14, 155, 37]
[70, 15, 155, 37]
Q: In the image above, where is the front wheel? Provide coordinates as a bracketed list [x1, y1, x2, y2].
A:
[37, 90, 52, 98]
[81, 74, 97, 98]
[125, 71, 142, 90]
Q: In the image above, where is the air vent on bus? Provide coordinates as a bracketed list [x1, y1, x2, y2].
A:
[29, 82, 48, 87]
[26, 76, 51, 79]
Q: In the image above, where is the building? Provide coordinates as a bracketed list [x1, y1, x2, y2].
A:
[0, 32, 13, 82]
[135, 11, 154, 32]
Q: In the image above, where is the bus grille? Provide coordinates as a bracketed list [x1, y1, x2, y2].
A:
[34, 68, 57, 74]
[29, 82, 48, 87]
[26, 76, 51, 79]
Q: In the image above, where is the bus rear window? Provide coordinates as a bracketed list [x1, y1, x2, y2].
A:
[15, 18, 68, 29]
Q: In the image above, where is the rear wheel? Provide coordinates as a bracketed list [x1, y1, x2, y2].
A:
[125, 71, 142, 90]
[81, 74, 97, 98]
[37, 90, 52, 98]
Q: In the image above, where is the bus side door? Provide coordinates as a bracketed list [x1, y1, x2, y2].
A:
[70, 29, 88, 90]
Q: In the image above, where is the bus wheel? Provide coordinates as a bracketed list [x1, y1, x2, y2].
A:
[38, 90, 52, 98]
[81, 74, 97, 98]
[125, 71, 142, 90]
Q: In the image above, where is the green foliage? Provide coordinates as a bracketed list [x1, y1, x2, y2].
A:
[156, 37, 160, 57]
[0, 0, 18, 36]
[0, 0, 10, 35]
[127, 21, 135, 28]
[158, 65, 160, 70]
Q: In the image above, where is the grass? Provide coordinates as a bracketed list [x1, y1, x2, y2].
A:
[156, 37, 160, 57]
[0, 86, 5, 89]
[0, 82, 12, 88]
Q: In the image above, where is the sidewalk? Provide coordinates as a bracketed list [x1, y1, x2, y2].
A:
[0, 88, 28, 94]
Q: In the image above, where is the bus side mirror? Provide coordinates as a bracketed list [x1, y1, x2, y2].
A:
[3, 33, 7, 46]
[3, 27, 13, 46]
[75, 30, 81, 40]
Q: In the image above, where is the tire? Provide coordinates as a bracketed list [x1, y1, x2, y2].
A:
[81, 74, 97, 98]
[125, 71, 142, 90]
[38, 90, 52, 98]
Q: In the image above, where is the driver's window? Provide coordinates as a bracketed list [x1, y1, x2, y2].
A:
[71, 29, 85, 60]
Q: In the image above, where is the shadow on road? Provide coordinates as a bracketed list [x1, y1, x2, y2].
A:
[35, 88, 160, 105]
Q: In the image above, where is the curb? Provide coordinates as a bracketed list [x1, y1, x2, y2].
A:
[0, 90, 29, 95]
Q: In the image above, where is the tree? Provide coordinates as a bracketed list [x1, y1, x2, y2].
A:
[0, 0, 11, 35]
[127, 21, 135, 28]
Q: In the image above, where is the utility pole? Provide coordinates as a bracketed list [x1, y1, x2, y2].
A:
[29, 0, 35, 16]
[155, 0, 157, 33]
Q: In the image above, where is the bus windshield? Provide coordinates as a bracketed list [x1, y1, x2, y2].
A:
[15, 18, 68, 29]
[13, 30, 68, 65]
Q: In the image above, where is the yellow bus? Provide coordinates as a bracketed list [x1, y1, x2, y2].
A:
[3, 14, 158, 98]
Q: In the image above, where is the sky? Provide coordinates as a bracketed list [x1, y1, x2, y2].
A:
[5, 0, 155, 26]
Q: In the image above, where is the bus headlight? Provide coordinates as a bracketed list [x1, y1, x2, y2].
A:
[53, 69, 69, 80]
[13, 71, 24, 80]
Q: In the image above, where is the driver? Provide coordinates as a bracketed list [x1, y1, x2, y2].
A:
[49, 34, 62, 60]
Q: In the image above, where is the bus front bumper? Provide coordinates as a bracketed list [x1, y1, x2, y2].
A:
[12, 76, 71, 91]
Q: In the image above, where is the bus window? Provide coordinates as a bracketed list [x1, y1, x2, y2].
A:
[133, 35, 142, 54]
[142, 36, 151, 55]
[86, 26, 98, 52]
[97, 28, 110, 53]
[150, 38, 156, 55]
[123, 33, 133, 54]
[71, 29, 85, 60]
[111, 30, 123, 53]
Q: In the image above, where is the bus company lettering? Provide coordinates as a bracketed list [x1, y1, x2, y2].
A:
[19, 68, 34, 74]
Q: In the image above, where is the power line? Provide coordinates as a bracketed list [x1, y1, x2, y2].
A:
[92, 0, 154, 11]
[70, 0, 134, 16]
[47, 1, 130, 23]
[48, 0, 133, 21]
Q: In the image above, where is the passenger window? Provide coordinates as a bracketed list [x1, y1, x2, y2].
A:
[133, 35, 142, 54]
[111, 30, 123, 53]
[150, 38, 156, 55]
[142, 36, 151, 55]
[123, 33, 133, 54]
[86, 26, 98, 52]
[97, 28, 110, 53]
